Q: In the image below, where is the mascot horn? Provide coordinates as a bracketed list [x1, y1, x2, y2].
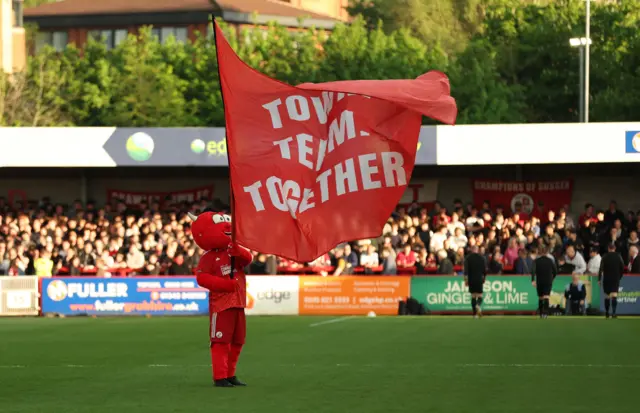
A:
[189, 211, 253, 388]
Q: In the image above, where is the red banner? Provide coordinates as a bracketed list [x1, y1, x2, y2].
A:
[472, 180, 573, 215]
[214, 21, 457, 263]
[107, 185, 214, 208]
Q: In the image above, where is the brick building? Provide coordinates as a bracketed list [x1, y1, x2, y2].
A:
[24, 0, 348, 53]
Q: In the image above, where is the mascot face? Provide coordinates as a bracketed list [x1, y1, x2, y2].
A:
[188, 211, 232, 251]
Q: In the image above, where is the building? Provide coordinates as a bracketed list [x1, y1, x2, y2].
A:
[24, 0, 348, 53]
[0, 0, 26, 73]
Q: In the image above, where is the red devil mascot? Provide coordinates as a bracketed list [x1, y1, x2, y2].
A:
[189, 211, 253, 388]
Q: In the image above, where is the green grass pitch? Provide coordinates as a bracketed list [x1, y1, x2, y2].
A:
[1, 316, 638, 413]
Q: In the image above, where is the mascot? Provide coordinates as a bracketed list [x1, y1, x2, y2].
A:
[188, 211, 253, 388]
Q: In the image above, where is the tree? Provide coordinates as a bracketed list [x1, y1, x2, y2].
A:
[101, 28, 191, 127]
[0, 61, 70, 126]
[449, 39, 526, 124]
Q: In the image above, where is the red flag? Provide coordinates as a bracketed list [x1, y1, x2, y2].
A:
[215, 21, 457, 262]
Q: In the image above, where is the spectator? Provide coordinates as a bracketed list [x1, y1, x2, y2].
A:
[564, 274, 587, 315]
[168, 253, 190, 275]
[514, 248, 533, 275]
[436, 250, 453, 274]
[95, 258, 111, 277]
[557, 256, 575, 274]
[360, 245, 379, 274]
[628, 246, 640, 274]
[447, 212, 465, 235]
[628, 230, 640, 251]
[604, 200, 625, 227]
[448, 227, 468, 251]
[429, 226, 447, 253]
[488, 246, 504, 274]
[565, 245, 586, 274]
[331, 248, 351, 276]
[504, 238, 520, 267]
[542, 224, 562, 249]
[126, 245, 145, 270]
[344, 244, 359, 269]
[579, 203, 597, 228]
[397, 244, 417, 268]
[0, 242, 8, 275]
[34, 250, 54, 277]
[587, 248, 601, 275]
[380, 247, 397, 275]
[141, 254, 162, 275]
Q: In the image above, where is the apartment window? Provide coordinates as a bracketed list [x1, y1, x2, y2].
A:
[13, 0, 23, 27]
[151, 27, 188, 44]
[35, 31, 68, 53]
[88, 29, 128, 50]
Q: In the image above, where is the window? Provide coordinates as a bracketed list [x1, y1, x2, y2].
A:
[35, 31, 68, 53]
[88, 29, 128, 50]
[151, 27, 188, 44]
[13, 0, 23, 27]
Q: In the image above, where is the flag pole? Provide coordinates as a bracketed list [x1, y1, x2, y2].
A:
[211, 15, 237, 278]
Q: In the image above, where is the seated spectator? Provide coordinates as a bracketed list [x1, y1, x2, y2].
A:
[95, 258, 111, 277]
[514, 248, 533, 275]
[344, 244, 359, 269]
[331, 248, 352, 276]
[34, 250, 54, 277]
[429, 226, 447, 253]
[360, 245, 379, 274]
[488, 246, 504, 274]
[542, 224, 562, 248]
[168, 253, 190, 275]
[504, 237, 519, 267]
[557, 256, 575, 274]
[380, 247, 397, 275]
[465, 208, 484, 232]
[415, 248, 428, 275]
[141, 254, 162, 275]
[126, 245, 145, 270]
[396, 244, 417, 268]
[436, 249, 453, 274]
[447, 212, 465, 235]
[586, 248, 601, 275]
[448, 227, 468, 251]
[453, 247, 465, 267]
[628, 245, 640, 274]
[628, 230, 640, 251]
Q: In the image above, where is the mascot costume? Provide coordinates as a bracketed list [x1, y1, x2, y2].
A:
[188, 211, 253, 388]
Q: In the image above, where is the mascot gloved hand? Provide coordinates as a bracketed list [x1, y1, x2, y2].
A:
[188, 211, 253, 388]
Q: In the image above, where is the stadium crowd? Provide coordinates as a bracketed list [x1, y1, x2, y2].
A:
[0, 196, 639, 277]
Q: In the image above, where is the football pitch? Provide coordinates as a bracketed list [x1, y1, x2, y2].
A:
[1, 316, 638, 413]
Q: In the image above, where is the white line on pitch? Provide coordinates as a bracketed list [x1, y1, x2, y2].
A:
[309, 316, 354, 327]
[457, 363, 640, 368]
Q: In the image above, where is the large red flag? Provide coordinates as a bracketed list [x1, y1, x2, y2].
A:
[215, 21, 457, 262]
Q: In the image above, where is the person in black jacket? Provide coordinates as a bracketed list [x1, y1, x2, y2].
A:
[464, 245, 487, 318]
[599, 243, 625, 318]
[564, 274, 587, 315]
[531, 246, 557, 318]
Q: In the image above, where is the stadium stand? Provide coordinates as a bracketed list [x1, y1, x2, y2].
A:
[0, 196, 638, 277]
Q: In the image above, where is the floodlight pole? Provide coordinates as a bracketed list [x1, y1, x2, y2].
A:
[584, 0, 590, 123]
[579, 47, 585, 123]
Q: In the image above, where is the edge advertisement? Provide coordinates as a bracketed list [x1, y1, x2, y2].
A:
[298, 276, 410, 315]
